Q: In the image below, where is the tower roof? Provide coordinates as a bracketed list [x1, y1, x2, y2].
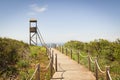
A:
[30, 19, 37, 22]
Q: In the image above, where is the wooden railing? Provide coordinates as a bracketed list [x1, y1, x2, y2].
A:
[58, 46, 112, 80]
[29, 48, 58, 80]
[30, 63, 40, 80]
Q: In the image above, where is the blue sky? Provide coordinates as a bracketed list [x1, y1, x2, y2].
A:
[0, 0, 120, 43]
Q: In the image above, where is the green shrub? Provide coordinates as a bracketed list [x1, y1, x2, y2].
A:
[19, 71, 28, 80]
[17, 60, 29, 68]
[0, 37, 30, 78]
[63, 39, 120, 79]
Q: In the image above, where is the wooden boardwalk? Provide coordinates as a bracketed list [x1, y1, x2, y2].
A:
[51, 48, 96, 80]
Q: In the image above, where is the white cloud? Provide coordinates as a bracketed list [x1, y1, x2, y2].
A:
[29, 4, 47, 14]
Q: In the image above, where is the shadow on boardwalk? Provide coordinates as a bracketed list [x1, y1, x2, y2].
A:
[51, 48, 96, 80]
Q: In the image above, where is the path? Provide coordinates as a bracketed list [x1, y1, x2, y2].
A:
[51, 48, 96, 80]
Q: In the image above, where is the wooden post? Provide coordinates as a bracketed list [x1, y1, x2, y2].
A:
[52, 52, 54, 66]
[62, 46, 63, 54]
[63, 48, 64, 54]
[106, 66, 110, 80]
[55, 44, 57, 49]
[71, 49, 72, 59]
[49, 44, 51, 51]
[49, 50, 51, 59]
[55, 54, 58, 71]
[50, 55, 53, 79]
[77, 51, 80, 64]
[88, 53, 91, 71]
[46, 48, 48, 55]
[60, 46, 62, 52]
[66, 48, 68, 55]
[52, 50, 54, 55]
[95, 58, 98, 80]
[35, 63, 40, 80]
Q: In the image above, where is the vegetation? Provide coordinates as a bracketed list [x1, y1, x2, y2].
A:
[29, 46, 51, 80]
[0, 37, 50, 80]
[63, 39, 120, 80]
[0, 37, 29, 79]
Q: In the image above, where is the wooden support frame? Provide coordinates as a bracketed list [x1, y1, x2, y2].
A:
[29, 19, 38, 45]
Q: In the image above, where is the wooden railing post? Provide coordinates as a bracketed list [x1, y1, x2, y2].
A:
[62, 47, 64, 54]
[66, 48, 68, 55]
[46, 47, 48, 55]
[60, 46, 62, 52]
[95, 58, 98, 80]
[88, 55, 91, 71]
[61, 46, 62, 53]
[52, 50, 54, 55]
[51, 50, 54, 62]
[106, 66, 110, 80]
[35, 63, 40, 80]
[49, 49, 51, 59]
[71, 49, 72, 59]
[50, 45, 51, 51]
[50, 54, 53, 79]
[55, 44, 57, 49]
[55, 54, 58, 71]
[77, 51, 80, 64]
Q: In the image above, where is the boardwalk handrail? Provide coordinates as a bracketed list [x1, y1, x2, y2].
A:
[29, 48, 58, 80]
[107, 69, 112, 80]
[95, 59, 105, 74]
[79, 53, 88, 58]
[29, 58, 52, 80]
[59, 46, 112, 80]
[89, 56, 95, 63]
[44, 59, 52, 71]
[30, 63, 40, 80]
[30, 64, 38, 80]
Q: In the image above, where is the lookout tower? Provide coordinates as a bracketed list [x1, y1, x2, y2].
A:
[29, 19, 38, 45]
[29, 19, 47, 46]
